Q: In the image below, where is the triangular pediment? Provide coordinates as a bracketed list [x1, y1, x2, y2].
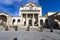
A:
[23, 2, 39, 7]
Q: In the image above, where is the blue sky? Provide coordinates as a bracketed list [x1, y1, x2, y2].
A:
[0, 0, 60, 16]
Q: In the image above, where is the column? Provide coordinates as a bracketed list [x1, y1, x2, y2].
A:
[21, 14, 23, 27]
[32, 14, 34, 28]
[26, 14, 28, 27]
[7, 17, 9, 27]
[38, 15, 40, 27]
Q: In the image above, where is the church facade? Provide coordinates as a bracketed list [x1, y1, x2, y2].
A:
[0, 2, 60, 28]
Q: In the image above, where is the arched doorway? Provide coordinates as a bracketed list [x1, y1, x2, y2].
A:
[0, 15, 7, 25]
[40, 19, 43, 25]
[12, 19, 15, 25]
[45, 19, 49, 28]
[28, 18, 32, 26]
[34, 14, 38, 26]
[28, 14, 32, 26]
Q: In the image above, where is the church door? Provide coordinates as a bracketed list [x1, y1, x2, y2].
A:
[29, 20, 32, 26]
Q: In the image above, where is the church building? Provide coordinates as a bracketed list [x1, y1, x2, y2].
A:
[0, 2, 60, 28]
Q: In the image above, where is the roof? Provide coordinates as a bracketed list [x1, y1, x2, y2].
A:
[43, 12, 48, 17]
[0, 12, 13, 17]
[20, 2, 41, 7]
[43, 11, 58, 17]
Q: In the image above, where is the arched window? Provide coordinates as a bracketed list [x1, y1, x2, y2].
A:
[13, 19, 15, 23]
[18, 19, 20, 22]
[12, 19, 15, 25]
[40, 19, 43, 25]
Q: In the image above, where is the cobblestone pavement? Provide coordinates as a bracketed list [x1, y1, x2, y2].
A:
[0, 28, 60, 40]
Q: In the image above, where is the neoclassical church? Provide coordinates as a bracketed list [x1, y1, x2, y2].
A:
[0, 2, 60, 28]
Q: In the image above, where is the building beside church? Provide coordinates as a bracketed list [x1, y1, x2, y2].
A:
[0, 2, 60, 28]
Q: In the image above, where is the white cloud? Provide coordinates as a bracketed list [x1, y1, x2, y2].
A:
[4, 0, 14, 4]
[0, 0, 14, 5]
[0, 0, 38, 5]
[0, 0, 25, 5]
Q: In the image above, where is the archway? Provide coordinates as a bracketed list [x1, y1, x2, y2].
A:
[40, 19, 43, 25]
[0, 15, 7, 25]
[34, 14, 38, 26]
[45, 19, 49, 28]
[29, 19, 32, 26]
[44, 19, 50, 28]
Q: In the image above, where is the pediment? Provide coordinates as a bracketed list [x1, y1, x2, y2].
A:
[23, 2, 39, 7]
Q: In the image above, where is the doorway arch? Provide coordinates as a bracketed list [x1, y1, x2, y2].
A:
[45, 19, 49, 28]
[40, 19, 43, 25]
[0, 15, 7, 25]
